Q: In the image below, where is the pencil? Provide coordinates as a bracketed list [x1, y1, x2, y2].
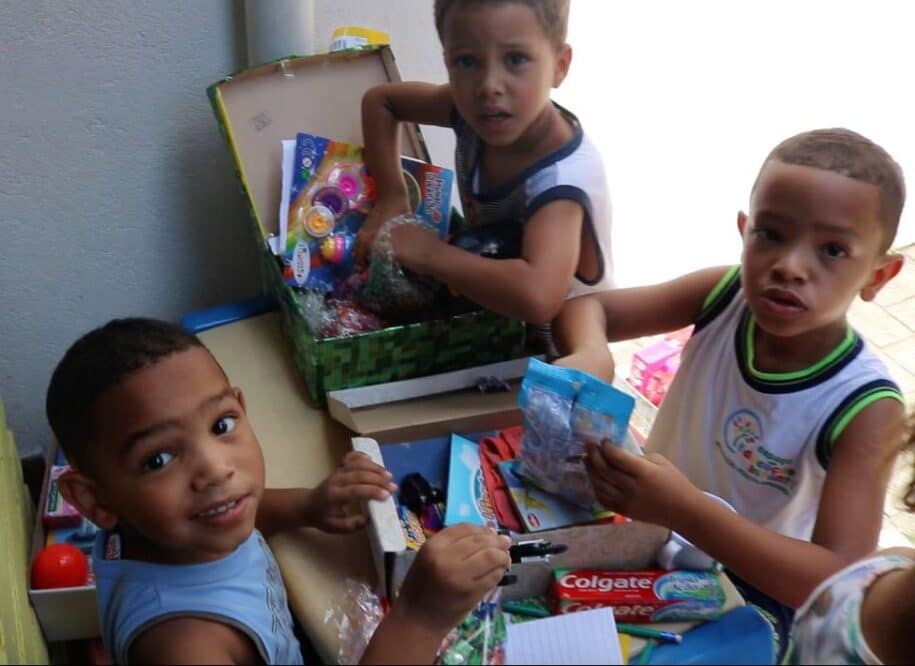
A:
[617, 624, 683, 644]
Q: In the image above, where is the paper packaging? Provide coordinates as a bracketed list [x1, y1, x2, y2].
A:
[43, 465, 82, 528]
[551, 568, 726, 623]
[28, 445, 99, 642]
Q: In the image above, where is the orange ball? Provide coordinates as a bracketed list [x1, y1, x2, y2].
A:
[31, 543, 90, 589]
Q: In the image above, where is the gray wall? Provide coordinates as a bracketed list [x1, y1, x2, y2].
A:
[0, 1, 450, 456]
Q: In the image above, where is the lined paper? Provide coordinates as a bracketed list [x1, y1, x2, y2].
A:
[505, 607, 623, 665]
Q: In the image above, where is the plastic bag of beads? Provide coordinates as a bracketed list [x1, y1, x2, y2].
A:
[360, 214, 440, 317]
[323, 578, 385, 665]
[517, 358, 638, 510]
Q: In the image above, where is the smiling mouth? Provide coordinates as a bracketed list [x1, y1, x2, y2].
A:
[194, 495, 247, 519]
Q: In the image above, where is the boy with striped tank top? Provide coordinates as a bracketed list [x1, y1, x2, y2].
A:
[555, 128, 907, 659]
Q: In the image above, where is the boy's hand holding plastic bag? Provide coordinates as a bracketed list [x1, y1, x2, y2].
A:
[517, 358, 640, 510]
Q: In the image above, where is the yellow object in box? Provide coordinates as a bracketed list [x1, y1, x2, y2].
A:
[330, 26, 389, 53]
[0, 399, 49, 663]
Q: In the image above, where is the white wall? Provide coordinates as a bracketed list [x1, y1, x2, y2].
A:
[6, 0, 910, 455]
[555, 0, 915, 287]
[0, 0, 449, 455]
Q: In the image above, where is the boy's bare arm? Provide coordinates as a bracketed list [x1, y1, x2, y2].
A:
[586, 397, 904, 608]
[554, 266, 732, 356]
[397, 199, 591, 323]
[130, 616, 259, 664]
[356, 82, 454, 263]
[861, 547, 915, 664]
[360, 524, 510, 665]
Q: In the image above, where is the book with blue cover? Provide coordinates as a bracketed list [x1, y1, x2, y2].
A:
[282, 132, 454, 293]
[443, 434, 499, 529]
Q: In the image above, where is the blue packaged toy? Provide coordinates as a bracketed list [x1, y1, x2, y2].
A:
[517, 358, 638, 509]
[283, 133, 454, 293]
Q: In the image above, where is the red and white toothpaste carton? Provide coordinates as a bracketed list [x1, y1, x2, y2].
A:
[551, 568, 726, 623]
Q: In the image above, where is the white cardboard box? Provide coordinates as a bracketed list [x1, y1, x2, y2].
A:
[28, 446, 99, 642]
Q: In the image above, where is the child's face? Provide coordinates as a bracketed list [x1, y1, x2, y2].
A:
[441, 2, 571, 148]
[83, 347, 265, 564]
[738, 160, 897, 341]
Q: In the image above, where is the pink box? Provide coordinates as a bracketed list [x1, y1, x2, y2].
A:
[43, 465, 82, 529]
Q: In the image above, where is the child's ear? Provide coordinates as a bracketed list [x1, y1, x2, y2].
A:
[553, 44, 572, 87]
[860, 252, 904, 302]
[234, 387, 247, 413]
[57, 469, 119, 530]
[737, 211, 748, 236]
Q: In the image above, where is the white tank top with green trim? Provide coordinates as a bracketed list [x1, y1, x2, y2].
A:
[646, 266, 903, 540]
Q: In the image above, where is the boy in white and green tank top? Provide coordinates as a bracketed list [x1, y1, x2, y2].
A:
[556, 128, 907, 662]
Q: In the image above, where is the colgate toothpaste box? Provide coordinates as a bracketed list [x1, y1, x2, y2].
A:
[551, 568, 726, 623]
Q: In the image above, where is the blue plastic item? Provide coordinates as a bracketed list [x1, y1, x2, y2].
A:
[180, 294, 276, 333]
[646, 605, 776, 665]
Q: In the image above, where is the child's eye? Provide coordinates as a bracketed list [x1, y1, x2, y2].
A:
[752, 228, 779, 242]
[505, 52, 530, 67]
[213, 416, 238, 436]
[142, 451, 174, 472]
[822, 243, 848, 259]
[452, 54, 477, 69]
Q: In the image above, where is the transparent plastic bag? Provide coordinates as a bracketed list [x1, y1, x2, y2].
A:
[517, 359, 638, 509]
[360, 214, 440, 317]
[322, 579, 385, 665]
[297, 290, 384, 339]
[437, 594, 506, 665]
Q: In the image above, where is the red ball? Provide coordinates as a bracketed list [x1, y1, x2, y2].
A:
[31, 543, 90, 589]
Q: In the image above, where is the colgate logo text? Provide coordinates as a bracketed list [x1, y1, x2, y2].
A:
[559, 573, 652, 592]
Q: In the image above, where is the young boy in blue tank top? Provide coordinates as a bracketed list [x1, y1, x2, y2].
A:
[556, 128, 907, 658]
[358, 0, 615, 374]
[47, 319, 511, 664]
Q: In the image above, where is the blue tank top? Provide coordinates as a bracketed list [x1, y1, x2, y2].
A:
[92, 529, 303, 665]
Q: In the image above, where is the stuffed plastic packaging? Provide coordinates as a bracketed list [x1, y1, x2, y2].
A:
[517, 358, 639, 509]
[360, 214, 440, 317]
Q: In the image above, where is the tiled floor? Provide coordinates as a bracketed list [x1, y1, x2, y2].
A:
[611, 244, 915, 546]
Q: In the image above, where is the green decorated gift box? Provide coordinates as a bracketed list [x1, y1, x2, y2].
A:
[208, 47, 526, 404]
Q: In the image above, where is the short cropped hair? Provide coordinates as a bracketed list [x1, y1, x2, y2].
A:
[46, 318, 206, 472]
[758, 128, 906, 252]
[433, 0, 570, 50]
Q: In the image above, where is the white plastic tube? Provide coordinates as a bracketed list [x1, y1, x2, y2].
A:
[244, 0, 316, 67]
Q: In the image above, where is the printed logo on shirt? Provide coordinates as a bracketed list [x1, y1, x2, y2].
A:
[716, 408, 798, 495]
[256, 533, 297, 659]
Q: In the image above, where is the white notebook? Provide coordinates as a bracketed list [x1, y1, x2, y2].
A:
[505, 608, 623, 665]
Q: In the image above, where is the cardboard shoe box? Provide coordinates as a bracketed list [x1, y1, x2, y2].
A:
[207, 47, 527, 406]
[27, 446, 99, 642]
[330, 362, 671, 602]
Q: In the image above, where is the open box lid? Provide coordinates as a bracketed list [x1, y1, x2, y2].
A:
[208, 46, 428, 243]
[327, 357, 535, 443]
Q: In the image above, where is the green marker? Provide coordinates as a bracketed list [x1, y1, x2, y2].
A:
[502, 601, 551, 618]
[617, 624, 683, 644]
[636, 638, 657, 665]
